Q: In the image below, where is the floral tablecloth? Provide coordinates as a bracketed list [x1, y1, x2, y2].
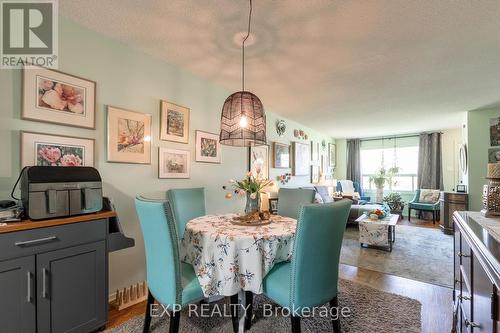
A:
[180, 214, 296, 297]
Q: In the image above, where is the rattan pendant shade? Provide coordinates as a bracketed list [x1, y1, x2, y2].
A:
[219, 91, 266, 147]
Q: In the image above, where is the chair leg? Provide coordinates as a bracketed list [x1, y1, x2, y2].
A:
[408, 208, 411, 221]
[230, 294, 239, 333]
[244, 291, 253, 330]
[169, 310, 181, 333]
[291, 315, 301, 333]
[432, 210, 435, 224]
[330, 296, 342, 333]
[143, 290, 155, 333]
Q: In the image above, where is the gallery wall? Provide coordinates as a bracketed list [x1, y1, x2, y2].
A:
[0, 17, 334, 292]
[467, 106, 500, 210]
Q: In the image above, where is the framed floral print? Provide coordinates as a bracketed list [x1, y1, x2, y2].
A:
[22, 65, 96, 129]
[195, 130, 221, 163]
[160, 100, 190, 143]
[107, 106, 151, 164]
[292, 142, 310, 176]
[273, 142, 290, 169]
[249, 145, 269, 179]
[21, 131, 94, 168]
[159, 148, 191, 178]
[329, 143, 336, 167]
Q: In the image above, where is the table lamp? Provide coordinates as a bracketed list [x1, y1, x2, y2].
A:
[481, 163, 500, 217]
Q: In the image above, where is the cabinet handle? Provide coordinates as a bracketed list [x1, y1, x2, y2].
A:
[457, 252, 470, 258]
[15, 236, 57, 247]
[459, 295, 471, 301]
[42, 268, 49, 299]
[26, 271, 32, 302]
[465, 320, 480, 328]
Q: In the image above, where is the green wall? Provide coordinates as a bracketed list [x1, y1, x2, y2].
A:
[467, 107, 500, 210]
[0, 17, 333, 292]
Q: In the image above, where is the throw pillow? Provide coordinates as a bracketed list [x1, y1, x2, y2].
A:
[419, 189, 440, 203]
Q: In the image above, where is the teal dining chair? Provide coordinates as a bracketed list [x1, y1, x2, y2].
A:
[277, 188, 316, 219]
[135, 196, 205, 333]
[167, 188, 206, 239]
[262, 200, 352, 333]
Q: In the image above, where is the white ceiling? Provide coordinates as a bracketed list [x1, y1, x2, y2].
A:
[60, 0, 500, 138]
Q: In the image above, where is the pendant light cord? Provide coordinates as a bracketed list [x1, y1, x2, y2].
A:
[242, 0, 252, 92]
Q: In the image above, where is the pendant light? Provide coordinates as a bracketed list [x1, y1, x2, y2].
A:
[219, 0, 266, 147]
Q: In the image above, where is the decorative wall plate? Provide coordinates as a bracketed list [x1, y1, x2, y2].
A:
[276, 119, 286, 137]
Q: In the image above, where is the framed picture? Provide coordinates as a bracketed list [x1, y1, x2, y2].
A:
[22, 65, 96, 129]
[249, 145, 269, 179]
[159, 148, 190, 178]
[329, 143, 336, 167]
[107, 106, 151, 164]
[311, 165, 320, 184]
[488, 147, 500, 163]
[160, 100, 190, 143]
[269, 198, 278, 214]
[311, 141, 319, 161]
[21, 131, 94, 168]
[195, 130, 221, 163]
[273, 142, 290, 169]
[490, 118, 500, 146]
[292, 142, 310, 176]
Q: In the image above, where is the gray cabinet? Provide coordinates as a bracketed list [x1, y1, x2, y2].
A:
[37, 241, 106, 333]
[0, 256, 36, 333]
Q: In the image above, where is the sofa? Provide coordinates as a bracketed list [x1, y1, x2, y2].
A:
[336, 180, 371, 203]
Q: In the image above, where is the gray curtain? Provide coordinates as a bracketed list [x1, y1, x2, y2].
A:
[346, 139, 361, 184]
[417, 132, 443, 190]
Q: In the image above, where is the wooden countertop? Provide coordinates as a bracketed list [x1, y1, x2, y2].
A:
[0, 211, 117, 234]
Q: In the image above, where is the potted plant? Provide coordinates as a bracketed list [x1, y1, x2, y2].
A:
[383, 192, 405, 216]
[369, 166, 400, 203]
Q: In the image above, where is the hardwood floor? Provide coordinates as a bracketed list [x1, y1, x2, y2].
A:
[106, 263, 452, 333]
[398, 216, 441, 229]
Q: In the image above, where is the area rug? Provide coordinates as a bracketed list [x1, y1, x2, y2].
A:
[106, 279, 421, 333]
[341, 224, 453, 287]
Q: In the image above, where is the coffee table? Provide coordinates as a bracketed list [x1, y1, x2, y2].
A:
[355, 213, 399, 252]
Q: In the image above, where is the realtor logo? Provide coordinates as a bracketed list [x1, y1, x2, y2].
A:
[1, 0, 58, 68]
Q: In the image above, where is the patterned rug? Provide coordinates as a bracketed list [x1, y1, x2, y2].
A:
[341, 224, 453, 287]
[106, 279, 421, 333]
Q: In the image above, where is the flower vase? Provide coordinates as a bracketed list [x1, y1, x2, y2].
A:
[245, 192, 261, 214]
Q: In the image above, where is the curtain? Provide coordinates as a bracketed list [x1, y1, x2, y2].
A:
[417, 132, 443, 190]
[346, 138, 361, 184]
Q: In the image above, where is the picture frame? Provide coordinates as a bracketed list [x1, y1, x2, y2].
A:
[311, 141, 319, 161]
[273, 142, 290, 169]
[488, 147, 500, 163]
[456, 184, 467, 193]
[107, 106, 152, 164]
[311, 165, 320, 184]
[195, 130, 221, 163]
[160, 100, 190, 143]
[268, 198, 279, 214]
[292, 142, 310, 176]
[329, 143, 336, 167]
[22, 65, 96, 129]
[159, 147, 191, 179]
[21, 131, 94, 168]
[249, 145, 269, 179]
[490, 117, 500, 146]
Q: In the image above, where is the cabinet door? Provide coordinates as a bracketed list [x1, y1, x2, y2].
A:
[37, 241, 106, 333]
[0, 256, 36, 333]
[471, 255, 493, 332]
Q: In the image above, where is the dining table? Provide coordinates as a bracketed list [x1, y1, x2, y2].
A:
[180, 213, 297, 332]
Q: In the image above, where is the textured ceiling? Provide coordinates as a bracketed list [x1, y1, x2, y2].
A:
[60, 0, 500, 138]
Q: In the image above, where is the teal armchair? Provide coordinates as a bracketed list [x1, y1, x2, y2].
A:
[261, 200, 352, 333]
[407, 189, 441, 224]
[135, 196, 205, 333]
[277, 188, 316, 219]
[167, 188, 206, 239]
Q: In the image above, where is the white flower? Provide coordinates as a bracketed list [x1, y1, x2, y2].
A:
[229, 179, 235, 183]
[250, 192, 257, 199]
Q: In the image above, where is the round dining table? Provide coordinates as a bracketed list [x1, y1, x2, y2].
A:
[180, 213, 297, 298]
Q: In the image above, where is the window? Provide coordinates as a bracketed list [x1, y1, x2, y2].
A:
[360, 137, 419, 192]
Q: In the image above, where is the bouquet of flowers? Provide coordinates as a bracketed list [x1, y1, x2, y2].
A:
[223, 171, 273, 213]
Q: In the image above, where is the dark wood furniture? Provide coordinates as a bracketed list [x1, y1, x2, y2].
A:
[0, 211, 133, 333]
[453, 211, 500, 332]
[441, 192, 468, 234]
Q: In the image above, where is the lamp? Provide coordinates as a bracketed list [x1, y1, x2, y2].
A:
[481, 163, 500, 217]
[219, 0, 266, 147]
